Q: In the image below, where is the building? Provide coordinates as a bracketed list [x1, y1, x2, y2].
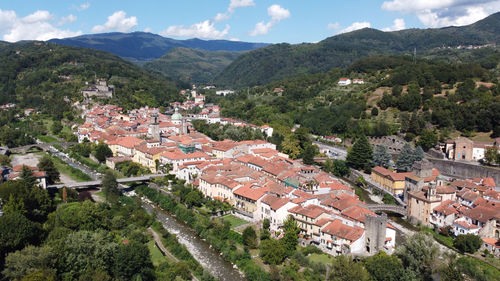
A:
[371, 166, 413, 195]
[337, 78, 351, 86]
[319, 219, 365, 255]
[81, 79, 114, 98]
[407, 185, 443, 225]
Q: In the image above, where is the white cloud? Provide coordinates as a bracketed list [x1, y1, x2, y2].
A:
[78, 2, 90, 11]
[382, 18, 406, 31]
[327, 22, 340, 30]
[249, 4, 290, 36]
[0, 9, 82, 42]
[59, 14, 77, 26]
[215, 0, 255, 22]
[339, 21, 371, 34]
[91, 11, 138, 33]
[144, 27, 153, 33]
[160, 20, 230, 39]
[381, 0, 500, 27]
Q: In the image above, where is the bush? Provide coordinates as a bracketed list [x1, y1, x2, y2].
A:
[453, 234, 482, 254]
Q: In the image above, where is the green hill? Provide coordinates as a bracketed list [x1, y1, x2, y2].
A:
[143, 47, 240, 84]
[0, 41, 180, 116]
[215, 12, 500, 87]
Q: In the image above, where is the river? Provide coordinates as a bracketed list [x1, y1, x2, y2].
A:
[141, 201, 247, 281]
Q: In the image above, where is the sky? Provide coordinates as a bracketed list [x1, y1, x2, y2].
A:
[1, 0, 500, 44]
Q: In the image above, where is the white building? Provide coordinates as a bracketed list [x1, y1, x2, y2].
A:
[337, 78, 351, 86]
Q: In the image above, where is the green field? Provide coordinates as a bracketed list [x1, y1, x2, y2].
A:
[147, 240, 170, 266]
[37, 135, 59, 143]
[222, 214, 248, 228]
[308, 253, 334, 265]
[49, 154, 92, 182]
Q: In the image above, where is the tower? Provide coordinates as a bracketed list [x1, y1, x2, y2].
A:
[149, 109, 160, 141]
[365, 213, 387, 254]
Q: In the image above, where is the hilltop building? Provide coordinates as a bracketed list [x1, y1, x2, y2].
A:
[81, 79, 114, 98]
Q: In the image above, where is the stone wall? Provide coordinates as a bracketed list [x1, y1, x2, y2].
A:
[428, 158, 500, 187]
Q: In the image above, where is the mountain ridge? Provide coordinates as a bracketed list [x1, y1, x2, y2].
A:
[215, 12, 500, 87]
[48, 32, 269, 62]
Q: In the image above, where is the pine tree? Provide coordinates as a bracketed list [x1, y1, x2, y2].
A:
[37, 156, 59, 184]
[372, 145, 392, 168]
[346, 134, 373, 172]
[396, 143, 416, 172]
[414, 146, 425, 162]
[101, 171, 119, 203]
[20, 166, 37, 187]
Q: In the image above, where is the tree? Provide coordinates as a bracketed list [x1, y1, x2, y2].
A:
[93, 143, 112, 163]
[185, 190, 203, 207]
[20, 166, 37, 187]
[346, 134, 373, 172]
[363, 251, 414, 281]
[484, 146, 499, 166]
[372, 145, 392, 168]
[0, 154, 11, 166]
[282, 216, 300, 257]
[328, 255, 369, 281]
[0, 213, 41, 255]
[453, 234, 482, 254]
[51, 121, 63, 135]
[371, 107, 379, 117]
[260, 239, 286, 265]
[3, 245, 55, 280]
[396, 143, 416, 172]
[242, 226, 258, 249]
[323, 159, 350, 177]
[302, 144, 317, 165]
[416, 129, 438, 151]
[395, 232, 438, 279]
[281, 137, 301, 159]
[101, 171, 120, 203]
[414, 146, 425, 162]
[37, 156, 59, 184]
[113, 240, 154, 281]
[0, 180, 53, 222]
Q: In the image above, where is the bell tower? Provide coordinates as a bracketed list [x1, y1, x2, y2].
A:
[149, 109, 160, 141]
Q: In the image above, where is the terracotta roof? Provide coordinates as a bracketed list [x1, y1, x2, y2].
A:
[433, 200, 459, 215]
[289, 205, 329, 219]
[261, 195, 292, 211]
[454, 220, 480, 229]
[436, 185, 457, 194]
[233, 183, 269, 201]
[463, 205, 500, 223]
[482, 238, 500, 248]
[321, 219, 364, 243]
[115, 136, 145, 149]
[341, 205, 376, 223]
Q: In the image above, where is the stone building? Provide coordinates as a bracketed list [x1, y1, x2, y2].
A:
[81, 79, 114, 98]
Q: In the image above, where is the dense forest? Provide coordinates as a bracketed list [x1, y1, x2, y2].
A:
[215, 12, 500, 87]
[144, 47, 240, 84]
[210, 53, 500, 150]
[0, 41, 181, 115]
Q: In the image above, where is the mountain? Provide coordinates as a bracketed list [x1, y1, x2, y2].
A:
[215, 12, 500, 87]
[48, 32, 268, 62]
[0, 41, 180, 115]
[143, 47, 240, 84]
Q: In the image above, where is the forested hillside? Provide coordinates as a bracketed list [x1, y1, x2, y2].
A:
[0, 41, 181, 116]
[213, 54, 500, 152]
[215, 12, 500, 87]
[49, 32, 268, 62]
[144, 47, 240, 84]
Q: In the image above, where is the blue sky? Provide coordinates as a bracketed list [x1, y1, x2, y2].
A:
[1, 0, 499, 43]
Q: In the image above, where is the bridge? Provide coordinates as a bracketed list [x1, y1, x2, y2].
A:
[365, 204, 407, 216]
[47, 174, 165, 189]
[10, 142, 77, 154]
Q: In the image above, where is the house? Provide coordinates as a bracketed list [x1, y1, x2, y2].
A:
[371, 166, 413, 195]
[108, 136, 145, 157]
[352, 79, 364, 84]
[233, 182, 269, 220]
[259, 195, 298, 233]
[289, 205, 331, 241]
[481, 238, 500, 257]
[319, 219, 365, 255]
[9, 165, 47, 189]
[215, 90, 235, 96]
[431, 200, 459, 228]
[407, 185, 443, 225]
[453, 218, 480, 236]
[337, 78, 351, 86]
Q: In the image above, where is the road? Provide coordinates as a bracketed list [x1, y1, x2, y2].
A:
[47, 146, 101, 180]
[313, 141, 347, 160]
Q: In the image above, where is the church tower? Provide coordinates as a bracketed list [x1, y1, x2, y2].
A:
[149, 109, 160, 141]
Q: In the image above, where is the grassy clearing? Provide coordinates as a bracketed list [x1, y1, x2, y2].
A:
[222, 215, 248, 228]
[37, 135, 59, 143]
[49, 155, 92, 182]
[421, 226, 455, 249]
[147, 240, 169, 266]
[308, 253, 334, 265]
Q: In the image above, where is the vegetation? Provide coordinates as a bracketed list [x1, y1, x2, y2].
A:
[216, 12, 500, 87]
[48, 154, 92, 182]
[37, 155, 60, 184]
[453, 234, 483, 254]
[115, 160, 150, 177]
[192, 120, 265, 142]
[372, 145, 392, 168]
[144, 47, 241, 84]
[346, 134, 373, 172]
[0, 41, 180, 112]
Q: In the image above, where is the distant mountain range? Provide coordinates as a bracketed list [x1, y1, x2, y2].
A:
[215, 12, 500, 87]
[48, 32, 269, 62]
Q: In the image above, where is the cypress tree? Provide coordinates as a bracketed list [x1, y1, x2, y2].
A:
[396, 143, 415, 172]
[346, 134, 373, 172]
[372, 145, 392, 168]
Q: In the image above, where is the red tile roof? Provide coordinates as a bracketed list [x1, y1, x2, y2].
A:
[321, 219, 364, 243]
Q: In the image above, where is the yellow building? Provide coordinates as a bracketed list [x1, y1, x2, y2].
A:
[133, 143, 169, 173]
[371, 166, 413, 195]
